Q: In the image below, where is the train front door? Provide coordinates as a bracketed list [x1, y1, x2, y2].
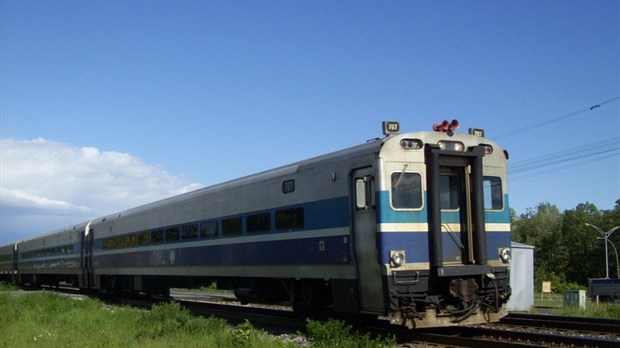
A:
[426, 145, 488, 271]
[352, 167, 385, 313]
[439, 167, 473, 264]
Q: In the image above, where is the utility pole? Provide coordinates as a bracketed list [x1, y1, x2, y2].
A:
[585, 223, 620, 279]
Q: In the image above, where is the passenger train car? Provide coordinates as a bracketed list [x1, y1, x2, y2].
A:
[1, 121, 511, 328]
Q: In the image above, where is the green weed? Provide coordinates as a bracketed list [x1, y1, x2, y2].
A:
[0, 291, 297, 348]
[555, 302, 620, 319]
[0, 283, 19, 291]
[305, 318, 395, 348]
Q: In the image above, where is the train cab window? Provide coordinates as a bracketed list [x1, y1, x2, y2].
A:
[440, 174, 460, 210]
[151, 230, 164, 244]
[222, 217, 243, 237]
[166, 227, 180, 242]
[247, 212, 271, 233]
[200, 221, 219, 239]
[275, 208, 304, 231]
[391, 172, 422, 209]
[355, 176, 375, 210]
[181, 224, 198, 240]
[483, 176, 503, 210]
[138, 231, 150, 245]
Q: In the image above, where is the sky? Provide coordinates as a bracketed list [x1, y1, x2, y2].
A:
[1, 1, 619, 244]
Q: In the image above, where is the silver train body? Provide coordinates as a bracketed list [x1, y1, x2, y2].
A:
[0, 123, 511, 328]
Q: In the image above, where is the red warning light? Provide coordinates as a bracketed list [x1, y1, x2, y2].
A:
[433, 119, 459, 133]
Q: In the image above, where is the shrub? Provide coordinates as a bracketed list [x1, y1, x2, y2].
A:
[136, 301, 196, 338]
[305, 318, 395, 348]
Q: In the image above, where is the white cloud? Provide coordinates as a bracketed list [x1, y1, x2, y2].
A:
[0, 138, 202, 243]
[0, 187, 92, 213]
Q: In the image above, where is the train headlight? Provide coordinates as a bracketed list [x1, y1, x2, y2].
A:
[390, 250, 406, 268]
[499, 248, 511, 263]
[481, 144, 494, 155]
[438, 141, 465, 152]
[400, 138, 423, 150]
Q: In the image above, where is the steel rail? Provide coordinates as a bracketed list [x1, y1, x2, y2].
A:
[501, 313, 620, 334]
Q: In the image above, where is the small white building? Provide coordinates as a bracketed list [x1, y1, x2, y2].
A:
[507, 241, 535, 311]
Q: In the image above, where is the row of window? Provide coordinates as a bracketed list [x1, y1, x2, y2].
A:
[391, 173, 503, 210]
[21, 245, 75, 260]
[101, 207, 305, 251]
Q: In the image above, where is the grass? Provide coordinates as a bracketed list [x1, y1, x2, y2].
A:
[0, 287, 394, 347]
[305, 318, 395, 348]
[533, 292, 620, 318]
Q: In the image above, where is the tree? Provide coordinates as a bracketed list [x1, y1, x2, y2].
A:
[512, 202, 562, 246]
[512, 199, 620, 289]
[562, 203, 601, 284]
[512, 202, 565, 289]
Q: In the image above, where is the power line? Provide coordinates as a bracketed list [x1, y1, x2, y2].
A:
[496, 96, 620, 140]
[510, 152, 619, 182]
[509, 137, 620, 173]
[508, 137, 620, 181]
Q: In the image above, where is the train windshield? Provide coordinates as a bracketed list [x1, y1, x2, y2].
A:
[483, 177, 503, 210]
[438, 174, 503, 211]
[391, 172, 422, 209]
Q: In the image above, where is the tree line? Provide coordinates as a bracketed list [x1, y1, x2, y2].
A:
[511, 199, 620, 292]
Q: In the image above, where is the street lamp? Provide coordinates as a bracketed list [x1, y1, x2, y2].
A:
[607, 241, 620, 279]
[585, 223, 620, 279]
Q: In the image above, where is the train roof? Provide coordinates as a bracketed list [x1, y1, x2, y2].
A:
[95, 137, 385, 221]
[102, 129, 504, 222]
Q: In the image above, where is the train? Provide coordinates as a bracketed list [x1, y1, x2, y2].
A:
[0, 120, 512, 328]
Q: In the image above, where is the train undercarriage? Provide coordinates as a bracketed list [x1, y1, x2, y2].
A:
[387, 268, 511, 328]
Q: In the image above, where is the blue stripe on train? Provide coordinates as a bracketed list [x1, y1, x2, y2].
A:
[92, 196, 351, 251]
[377, 231, 512, 264]
[18, 257, 81, 270]
[376, 191, 511, 224]
[93, 234, 352, 268]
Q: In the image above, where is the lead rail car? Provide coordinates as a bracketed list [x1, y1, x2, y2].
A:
[1, 120, 511, 328]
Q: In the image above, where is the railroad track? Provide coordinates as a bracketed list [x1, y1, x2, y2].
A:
[500, 312, 620, 335]
[167, 292, 620, 347]
[402, 313, 620, 348]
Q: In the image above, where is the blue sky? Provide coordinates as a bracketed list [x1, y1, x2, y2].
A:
[1, 1, 619, 243]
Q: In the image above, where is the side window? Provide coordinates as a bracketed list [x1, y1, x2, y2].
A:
[181, 224, 198, 240]
[138, 231, 150, 245]
[151, 230, 164, 244]
[355, 176, 375, 210]
[166, 227, 180, 242]
[391, 172, 422, 209]
[222, 217, 243, 237]
[483, 176, 503, 210]
[200, 221, 219, 239]
[115, 236, 126, 248]
[247, 212, 271, 233]
[282, 179, 295, 194]
[439, 174, 460, 210]
[104, 238, 115, 250]
[126, 234, 137, 248]
[275, 208, 304, 231]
